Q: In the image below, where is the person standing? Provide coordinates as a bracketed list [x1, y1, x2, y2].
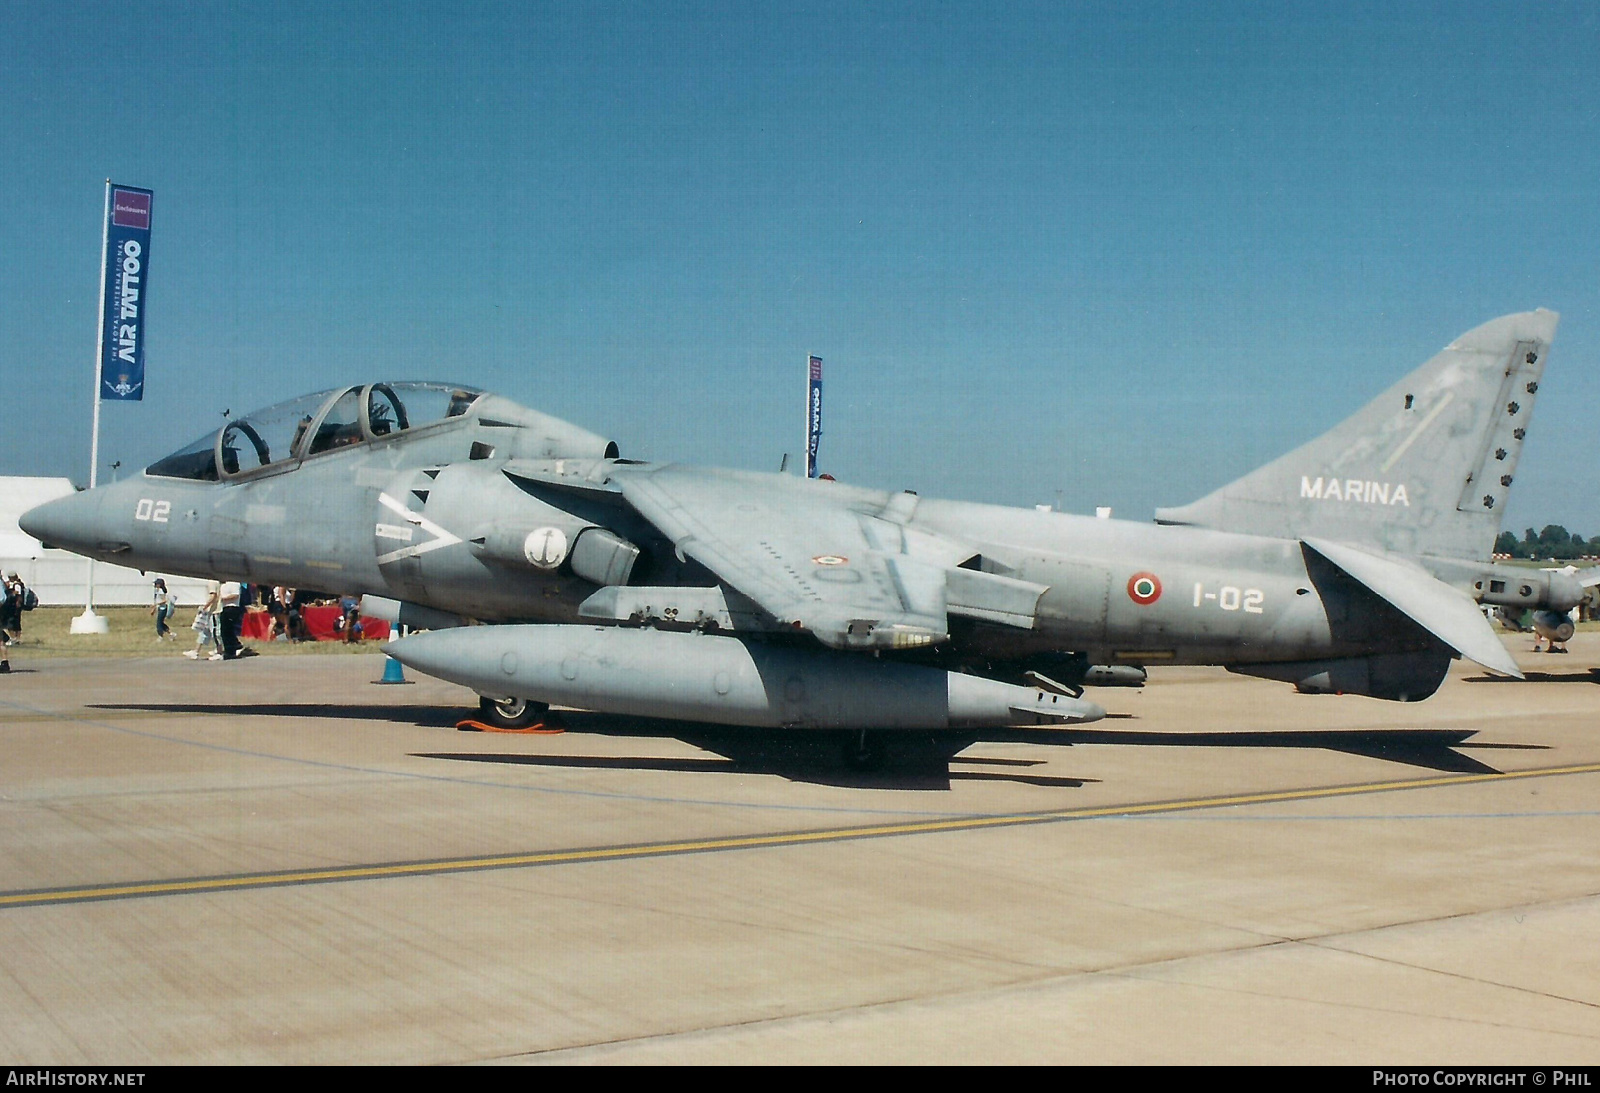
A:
[1, 572, 25, 648]
[338, 594, 364, 643]
[218, 579, 244, 660]
[267, 585, 289, 641]
[150, 579, 176, 641]
[285, 588, 309, 642]
[184, 580, 223, 661]
[0, 575, 11, 674]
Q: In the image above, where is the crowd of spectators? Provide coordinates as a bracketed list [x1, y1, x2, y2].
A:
[179, 583, 372, 660]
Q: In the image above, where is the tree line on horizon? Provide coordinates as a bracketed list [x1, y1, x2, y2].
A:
[1494, 525, 1593, 560]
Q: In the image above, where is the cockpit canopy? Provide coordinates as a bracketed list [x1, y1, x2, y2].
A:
[147, 382, 484, 481]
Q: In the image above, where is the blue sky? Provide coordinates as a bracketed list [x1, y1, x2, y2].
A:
[4, 2, 1598, 536]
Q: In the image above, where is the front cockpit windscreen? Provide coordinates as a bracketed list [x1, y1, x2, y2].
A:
[143, 430, 224, 482]
[146, 382, 485, 481]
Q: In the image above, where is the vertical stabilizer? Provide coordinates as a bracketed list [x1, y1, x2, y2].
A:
[1154, 310, 1558, 561]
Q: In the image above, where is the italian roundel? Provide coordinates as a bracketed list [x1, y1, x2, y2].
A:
[1126, 572, 1162, 605]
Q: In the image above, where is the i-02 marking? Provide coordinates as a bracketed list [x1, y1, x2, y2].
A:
[1193, 582, 1264, 613]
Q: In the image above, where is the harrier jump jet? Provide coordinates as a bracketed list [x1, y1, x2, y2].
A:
[22, 312, 1578, 744]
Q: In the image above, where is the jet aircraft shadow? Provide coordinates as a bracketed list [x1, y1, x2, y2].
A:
[88, 703, 1529, 782]
[1034, 727, 1538, 775]
[410, 747, 1092, 791]
[89, 701, 1089, 789]
[1464, 669, 1600, 685]
[88, 701, 467, 728]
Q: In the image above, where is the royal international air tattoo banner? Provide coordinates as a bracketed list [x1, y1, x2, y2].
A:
[99, 185, 153, 400]
[805, 355, 823, 478]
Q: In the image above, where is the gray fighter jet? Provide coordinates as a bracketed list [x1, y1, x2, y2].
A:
[22, 311, 1579, 748]
[1494, 563, 1600, 649]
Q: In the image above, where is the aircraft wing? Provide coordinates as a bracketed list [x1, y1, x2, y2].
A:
[611, 466, 1044, 650]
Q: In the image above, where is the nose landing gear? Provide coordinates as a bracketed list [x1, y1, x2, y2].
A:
[477, 695, 550, 730]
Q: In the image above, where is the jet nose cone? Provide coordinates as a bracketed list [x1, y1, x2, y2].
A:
[387, 630, 475, 684]
[386, 633, 430, 669]
[19, 490, 109, 555]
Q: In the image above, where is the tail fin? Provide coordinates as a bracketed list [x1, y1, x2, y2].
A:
[1154, 310, 1558, 561]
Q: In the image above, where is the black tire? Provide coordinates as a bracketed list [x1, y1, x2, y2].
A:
[478, 695, 549, 730]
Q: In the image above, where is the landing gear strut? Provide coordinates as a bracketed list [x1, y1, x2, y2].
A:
[477, 695, 550, 730]
[841, 730, 885, 771]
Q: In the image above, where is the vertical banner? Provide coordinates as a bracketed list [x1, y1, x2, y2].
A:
[99, 185, 153, 400]
[805, 354, 823, 478]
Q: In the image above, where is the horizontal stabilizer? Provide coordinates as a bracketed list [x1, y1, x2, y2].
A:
[1303, 537, 1523, 679]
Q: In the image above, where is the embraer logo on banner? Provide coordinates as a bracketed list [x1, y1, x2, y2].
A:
[1300, 476, 1411, 506]
[112, 189, 150, 229]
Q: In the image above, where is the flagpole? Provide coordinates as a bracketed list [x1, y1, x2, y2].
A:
[90, 179, 108, 497]
[73, 180, 111, 634]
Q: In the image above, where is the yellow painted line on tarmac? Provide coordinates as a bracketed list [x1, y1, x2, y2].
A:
[5, 761, 1599, 909]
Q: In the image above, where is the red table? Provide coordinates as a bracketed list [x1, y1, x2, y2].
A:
[238, 605, 390, 642]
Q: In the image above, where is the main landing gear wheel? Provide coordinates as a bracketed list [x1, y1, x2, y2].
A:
[478, 695, 549, 730]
